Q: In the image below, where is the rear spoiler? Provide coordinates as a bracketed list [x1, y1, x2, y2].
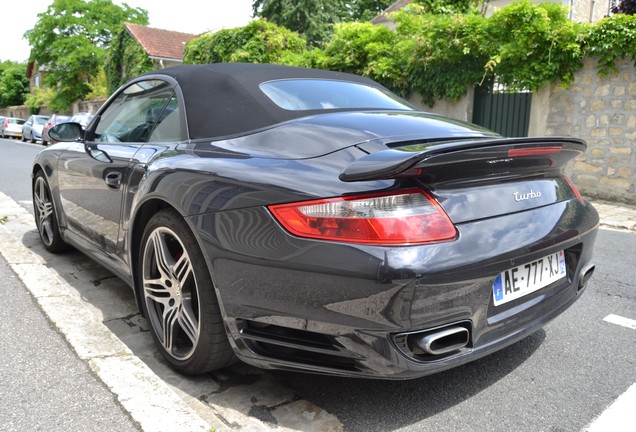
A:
[339, 137, 586, 182]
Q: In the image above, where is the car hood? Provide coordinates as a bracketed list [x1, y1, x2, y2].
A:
[198, 111, 498, 159]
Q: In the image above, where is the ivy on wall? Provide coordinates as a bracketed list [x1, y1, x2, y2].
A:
[183, 20, 306, 65]
[106, 25, 155, 94]
[585, 13, 636, 75]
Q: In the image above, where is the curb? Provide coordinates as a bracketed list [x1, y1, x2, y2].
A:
[589, 199, 636, 233]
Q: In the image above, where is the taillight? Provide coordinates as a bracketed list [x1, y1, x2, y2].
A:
[269, 189, 456, 245]
[564, 176, 584, 203]
[508, 147, 561, 157]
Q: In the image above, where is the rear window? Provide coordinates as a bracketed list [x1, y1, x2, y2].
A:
[260, 79, 414, 111]
[10, 119, 25, 125]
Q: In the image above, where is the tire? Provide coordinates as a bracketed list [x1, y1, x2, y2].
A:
[22, 134, 26, 142]
[33, 171, 69, 253]
[30, 134, 37, 143]
[138, 209, 234, 374]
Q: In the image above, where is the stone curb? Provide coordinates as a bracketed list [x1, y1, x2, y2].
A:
[589, 199, 636, 232]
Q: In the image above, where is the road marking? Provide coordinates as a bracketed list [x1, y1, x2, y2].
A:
[585, 383, 636, 432]
[603, 314, 636, 330]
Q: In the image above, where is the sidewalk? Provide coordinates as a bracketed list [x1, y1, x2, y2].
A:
[589, 198, 636, 232]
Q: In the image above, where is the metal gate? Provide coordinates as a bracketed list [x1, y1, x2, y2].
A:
[472, 81, 532, 137]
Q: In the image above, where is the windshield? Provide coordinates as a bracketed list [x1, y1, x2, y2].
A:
[260, 79, 414, 111]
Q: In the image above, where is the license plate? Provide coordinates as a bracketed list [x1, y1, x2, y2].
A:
[493, 251, 566, 306]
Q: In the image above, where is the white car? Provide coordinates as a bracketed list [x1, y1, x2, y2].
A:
[22, 115, 49, 143]
[1, 117, 26, 139]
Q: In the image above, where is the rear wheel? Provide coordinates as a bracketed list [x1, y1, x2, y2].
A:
[138, 209, 234, 374]
[33, 171, 69, 253]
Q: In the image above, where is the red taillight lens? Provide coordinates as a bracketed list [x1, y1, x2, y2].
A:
[564, 176, 584, 203]
[269, 189, 456, 245]
[508, 147, 561, 157]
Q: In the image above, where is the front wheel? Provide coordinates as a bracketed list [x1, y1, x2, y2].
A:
[33, 171, 69, 253]
[138, 209, 234, 374]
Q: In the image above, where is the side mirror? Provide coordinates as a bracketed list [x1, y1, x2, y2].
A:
[48, 122, 83, 142]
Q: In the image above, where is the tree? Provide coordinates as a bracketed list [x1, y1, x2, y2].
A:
[0, 62, 29, 107]
[24, 0, 148, 111]
[252, 0, 393, 46]
[611, 0, 636, 14]
[348, 0, 395, 21]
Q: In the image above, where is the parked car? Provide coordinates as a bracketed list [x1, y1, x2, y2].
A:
[22, 115, 49, 143]
[33, 63, 599, 379]
[1, 117, 26, 139]
[41, 114, 71, 145]
[69, 112, 94, 128]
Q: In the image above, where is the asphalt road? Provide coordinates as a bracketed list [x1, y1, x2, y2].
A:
[0, 136, 634, 431]
[0, 255, 140, 431]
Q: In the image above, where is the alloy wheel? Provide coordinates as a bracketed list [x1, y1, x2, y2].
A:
[142, 226, 200, 361]
[33, 175, 56, 247]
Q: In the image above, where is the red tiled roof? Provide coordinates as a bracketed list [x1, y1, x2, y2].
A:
[371, 0, 412, 24]
[125, 23, 198, 61]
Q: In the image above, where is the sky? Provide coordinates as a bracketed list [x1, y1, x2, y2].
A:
[0, 0, 255, 63]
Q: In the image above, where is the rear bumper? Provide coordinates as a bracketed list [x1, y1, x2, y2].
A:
[197, 199, 599, 379]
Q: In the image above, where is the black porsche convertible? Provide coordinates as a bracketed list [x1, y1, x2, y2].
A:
[32, 63, 598, 379]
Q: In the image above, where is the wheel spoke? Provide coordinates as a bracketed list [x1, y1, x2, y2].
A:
[173, 253, 193, 287]
[162, 304, 179, 352]
[143, 279, 172, 305]
[151, 231, 174, 280]
[177, 302, 199, 346]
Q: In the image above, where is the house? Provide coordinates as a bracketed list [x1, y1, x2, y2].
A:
[107, 23, 199, 94]
[123, 23, 198, 69]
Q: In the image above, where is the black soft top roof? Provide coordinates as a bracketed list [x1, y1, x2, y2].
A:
[143, 63, 397, 139]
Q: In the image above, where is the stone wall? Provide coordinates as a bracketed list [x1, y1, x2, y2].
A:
[419, 57, 635, 205]
[531, 58, 636, 205]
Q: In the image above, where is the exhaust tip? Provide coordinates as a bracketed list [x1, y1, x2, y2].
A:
[413, 326, 470, 356]
[578, 264, 595, 292]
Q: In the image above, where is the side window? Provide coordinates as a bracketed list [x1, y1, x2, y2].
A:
[148, 96, 181, 142]
[92, 80, 182, 143]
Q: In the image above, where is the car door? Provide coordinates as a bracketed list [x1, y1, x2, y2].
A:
[56, 79, 177, 255]
[24, 116, 33, 139]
